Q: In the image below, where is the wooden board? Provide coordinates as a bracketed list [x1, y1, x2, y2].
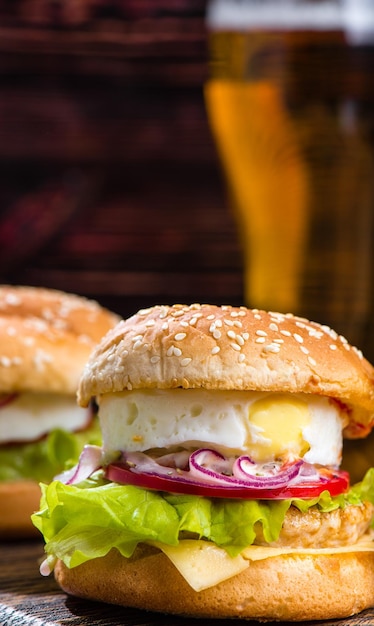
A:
[1, 539, 374, 626]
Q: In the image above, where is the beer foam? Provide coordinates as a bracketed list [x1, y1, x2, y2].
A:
[206, 0, 374, 44]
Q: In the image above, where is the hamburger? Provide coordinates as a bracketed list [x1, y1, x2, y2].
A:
[32, 304, 374, 621]
[0, 284, 120, 537]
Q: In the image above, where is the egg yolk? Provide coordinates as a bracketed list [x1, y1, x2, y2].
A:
[246, 394, 310, 462]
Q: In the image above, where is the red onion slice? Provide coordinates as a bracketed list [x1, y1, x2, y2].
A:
[55, 444, 103, 485]
[294, 462, 330, 483]
[189, 449, 303, 489]
[156, 450, 191, 470]
[127, 448, 304, 489]
[233, 456, 303, 488]
[189, 448, 235, 484]
[60, 445, 327, 495]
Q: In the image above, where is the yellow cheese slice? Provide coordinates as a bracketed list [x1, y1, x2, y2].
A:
[151, 533, 374, 593]
[152, 539, 249, 592]
[241, 532, 374, 561]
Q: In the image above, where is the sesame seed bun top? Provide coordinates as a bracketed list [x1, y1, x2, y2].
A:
[0, 285, 120, 395]
[77, 304, 374, 438]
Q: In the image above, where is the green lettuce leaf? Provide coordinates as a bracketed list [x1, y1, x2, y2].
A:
[0, 420, 101, 483]
[32, 467, 374, 569]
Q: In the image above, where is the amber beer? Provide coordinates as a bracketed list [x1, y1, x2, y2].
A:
[205, 0, 374, 351]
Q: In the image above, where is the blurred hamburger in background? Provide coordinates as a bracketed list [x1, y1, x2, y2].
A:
[33, 304, 374, 621]
[0, 285, 120, 537]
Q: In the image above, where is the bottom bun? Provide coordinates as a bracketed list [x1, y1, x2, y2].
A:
[54, 544, 374, 621]
[0, 480, 41, 538]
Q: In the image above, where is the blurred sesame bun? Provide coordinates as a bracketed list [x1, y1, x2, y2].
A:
[0, 285, 120, 394]
[0, 285, 120, 537]
[54, 545, 374, 621]
[78, 303, 374, 438]
[0, 480, 42, 537]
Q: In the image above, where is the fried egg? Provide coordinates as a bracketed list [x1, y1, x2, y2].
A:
[98, 389, 348, 467]
[0, 393, 91, 444]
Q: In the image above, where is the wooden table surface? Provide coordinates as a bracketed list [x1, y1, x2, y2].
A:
[1, 539, 374, 626]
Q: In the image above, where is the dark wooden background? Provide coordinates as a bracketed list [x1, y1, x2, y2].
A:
[0, 0, 243, 320]
[0, 0, 373, 490]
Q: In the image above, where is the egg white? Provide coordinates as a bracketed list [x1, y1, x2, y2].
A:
[98, 389, 347, 467]
[0, 393, 90, 444]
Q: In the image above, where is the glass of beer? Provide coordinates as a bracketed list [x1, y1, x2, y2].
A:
[205, 0, 374, 354]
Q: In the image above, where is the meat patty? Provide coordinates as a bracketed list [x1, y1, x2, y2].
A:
[254, 501, 374, 548]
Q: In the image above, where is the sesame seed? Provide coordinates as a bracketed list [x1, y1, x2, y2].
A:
[329, 344, 337, 351]
[308, 328, 323, 339]
[233, 320, 243, 328]
[5, 293, 21, 306]
[0, 356, 11, 367]
[159, 308, 168, 319]
[256, 330, 267, 337]
[269, 323, 279, 332]
[207, 314, 215, 320]
[242, 332, 249, 340]
[308, 356, 317, 366]
[227, 330, 236, 340]
[280, 330, 291, 337]
[215, 319, 222, 327]
[189, 317, 198, 326]
[263, 343, 280, 353]
[274, 339, 284, 344]
[161, 322, 169, 331]
[33, 350, 53, 371]
[150, 356, 160, 363]
[256, 337, 266, 344]
[231, 342, 241, 351]
[224, 318, 234, 327]
[181, 357, 192, 367]
[209, 323, 216, 333]
[175, 333, 187, 341]
[211, 346, 220, 355]
[174, 347, 182, 357]
[180, 321, 189, 328]
[230, 311, 239, 317]
[238, 353, 246, 362]
[145, 319, 156, 327]
[213, 330, 221, 339]
[293, 333, 304, 343]
[300, 346, 309, 354]
[132, 334, 144, 342]
[133, 340, 145, 351]
[236, 334, 245, 346]
[166, 346, 174, 357]
[254, 314, 262, 320]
